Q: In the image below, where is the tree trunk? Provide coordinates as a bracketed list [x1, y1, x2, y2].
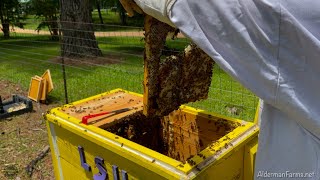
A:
[1, 22, 10, 38]
[119, 10, 127, 26]
[46, 15, 59, 41]
[60, 0, 102, 58]
[96, 0, 104, 24]
[51, 16, 59, 41]
[0, 4, 9, 38]
[117, 1, 127, 26]
[51, 21, 59, 40]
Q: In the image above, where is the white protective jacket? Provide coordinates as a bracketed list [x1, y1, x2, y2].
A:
[134, 0, 320, 179]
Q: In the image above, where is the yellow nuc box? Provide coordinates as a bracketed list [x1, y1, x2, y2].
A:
[45, 89, 259, 180]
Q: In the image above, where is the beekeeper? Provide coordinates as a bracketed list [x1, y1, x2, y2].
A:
[120, 0, 320, 179]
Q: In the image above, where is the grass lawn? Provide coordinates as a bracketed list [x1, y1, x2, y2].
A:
[0, 34, 258, 121]
[21, 10, 144, 32]
[92, 10, 144, 27]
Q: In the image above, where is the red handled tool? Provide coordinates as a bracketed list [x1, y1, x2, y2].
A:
[82, 108, 131, 125]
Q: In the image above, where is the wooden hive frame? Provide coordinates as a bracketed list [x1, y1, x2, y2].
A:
[143, 15, 215, 117]
[28, 76, 43, 102]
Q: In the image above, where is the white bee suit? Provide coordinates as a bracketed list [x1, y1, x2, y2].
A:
[134, 0, 320, 179]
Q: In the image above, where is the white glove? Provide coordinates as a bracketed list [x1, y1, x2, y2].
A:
[120, 0, 177, 27]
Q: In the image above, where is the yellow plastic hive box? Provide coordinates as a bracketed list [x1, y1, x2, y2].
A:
[45, 89, 259, 180]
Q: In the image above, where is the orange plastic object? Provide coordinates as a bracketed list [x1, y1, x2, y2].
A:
[81, 108, 131, 125]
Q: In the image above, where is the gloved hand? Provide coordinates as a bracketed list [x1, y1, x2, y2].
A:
[119, 0, 143, 17]
[119, 0, 177, 27]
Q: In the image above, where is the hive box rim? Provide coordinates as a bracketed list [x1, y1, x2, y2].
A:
[46, 88, 259, 176]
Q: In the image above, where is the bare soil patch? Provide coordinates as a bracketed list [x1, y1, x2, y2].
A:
[50, 54, 124, 67]
[0, 79, 56, 180]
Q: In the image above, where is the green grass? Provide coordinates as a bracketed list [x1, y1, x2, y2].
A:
[20, 11, 144, 32]
[0, 34, 258, 121]
[91, 10, 144, 27]
[21, 15, 46, 30]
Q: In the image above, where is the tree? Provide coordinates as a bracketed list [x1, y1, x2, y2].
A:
[60, 0, 102, 58]
[29, 0, 59, 40]
[117, 0, 127, 25]
[0, 0, 23, 38]
[95, 0, 104, 24]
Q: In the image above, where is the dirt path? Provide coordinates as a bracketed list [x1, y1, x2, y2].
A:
[10, 27, 185, 38]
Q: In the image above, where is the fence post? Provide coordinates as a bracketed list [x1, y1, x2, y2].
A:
[59, 21, 69, 104]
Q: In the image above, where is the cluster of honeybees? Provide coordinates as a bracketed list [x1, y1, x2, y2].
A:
[144, 16, 215, 117]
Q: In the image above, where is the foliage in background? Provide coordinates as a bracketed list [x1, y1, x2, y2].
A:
[0, 0, 25, 38]
[91, 0, 144, 27]
[28, 0, 59, 40]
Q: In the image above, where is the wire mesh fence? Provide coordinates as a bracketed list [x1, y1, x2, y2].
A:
[0, 20, 258, 121]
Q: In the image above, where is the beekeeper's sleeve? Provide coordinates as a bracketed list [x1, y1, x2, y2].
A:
[168, 0, 320, 139]
[136, 0, 320, 178]
[167, 0, 320, 179]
